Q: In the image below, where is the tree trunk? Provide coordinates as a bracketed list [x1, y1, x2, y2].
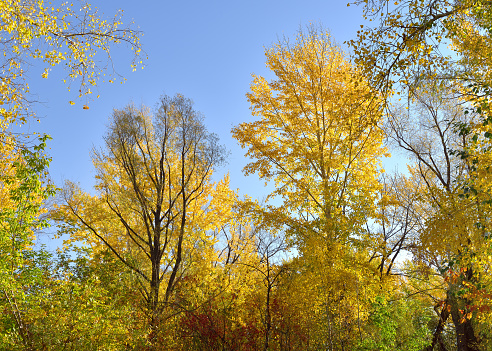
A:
[426, 298, 450, 351]
[264, 282, 272, 351]
[449, 282, 479, 351]
[148, 248, 161, 351]
[450, 303, 479, 351]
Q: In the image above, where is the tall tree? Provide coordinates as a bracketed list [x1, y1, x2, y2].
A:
[232, 26, 388, 350]
[384, 79, 485, 350]
[348, 2, 492, 347]
[55, 94, 228, 348]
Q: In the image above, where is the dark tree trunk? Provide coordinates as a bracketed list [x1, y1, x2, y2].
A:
[426, 298, 450, 351]
[449, 271, 480, 351]
[450, 299, 479, 351]
[264, 281, 272, 351]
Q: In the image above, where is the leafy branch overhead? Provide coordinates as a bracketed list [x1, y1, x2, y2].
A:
[0, 0, 145, 125]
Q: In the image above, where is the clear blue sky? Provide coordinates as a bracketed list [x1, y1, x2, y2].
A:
[26, 0, 368, 242]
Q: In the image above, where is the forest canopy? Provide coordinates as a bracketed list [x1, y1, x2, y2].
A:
[3, 1, 492, 350]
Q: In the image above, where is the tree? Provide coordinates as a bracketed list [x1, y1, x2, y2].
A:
[233, 26, 386, 247]
[233, 226, 289, 351]
[55, 94, 228, 349]
[348, 0, 490, 98]
[357, 291, 432, 351]
[367, 173, 423, 278]
[5, 246, 146, 351]
[382, 79, 488, 350]
[347, 2, 492, 347]
[232, 26, 388, 350]
[0, 0, 144, 126]
[0, 135, 55, 350]
[0, 1, 143, 348]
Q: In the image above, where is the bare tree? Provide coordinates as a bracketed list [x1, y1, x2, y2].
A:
[368, 172, 424, 277]
[234, 226, 289, 351]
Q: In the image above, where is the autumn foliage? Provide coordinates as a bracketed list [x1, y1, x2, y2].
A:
[5, 0, 492, 350]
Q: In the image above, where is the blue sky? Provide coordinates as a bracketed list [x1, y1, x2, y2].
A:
[26, 0, 366, 190]
[25, 0, 372, 242]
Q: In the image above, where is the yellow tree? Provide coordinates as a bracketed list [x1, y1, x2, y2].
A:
[380, 78, 491, 349]
[55, 94, 229, 349]
[348, 2, 492, 348]
[0, 1, 144, 349]
[348, 0, 492, 98]
[232, 27, 388, 349]
[0, 0, 144, 249]
[0, 0, 143, 127]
